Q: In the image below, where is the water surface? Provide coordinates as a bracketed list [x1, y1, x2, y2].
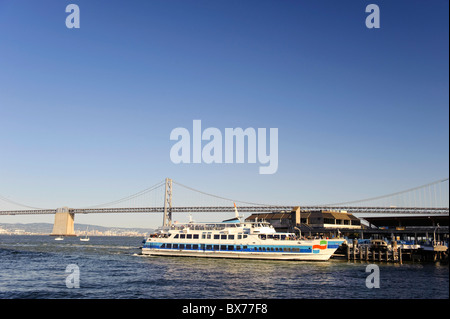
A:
[0, 235, 447, 299]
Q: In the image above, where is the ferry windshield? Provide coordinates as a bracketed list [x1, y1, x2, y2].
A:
[258, 234, 297, 240]
[170, 222, 270, 231]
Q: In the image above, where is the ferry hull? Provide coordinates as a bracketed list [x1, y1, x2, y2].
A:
[141, 248, 338, 261]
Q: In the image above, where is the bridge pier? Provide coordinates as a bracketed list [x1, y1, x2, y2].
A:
[163, 178, 173, 227]
[50, 207, 76, 236]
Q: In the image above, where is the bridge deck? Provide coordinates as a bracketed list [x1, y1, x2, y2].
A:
[0, 206, 448, 215]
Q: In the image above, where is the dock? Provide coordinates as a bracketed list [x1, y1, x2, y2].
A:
[336, 238, 449, 263]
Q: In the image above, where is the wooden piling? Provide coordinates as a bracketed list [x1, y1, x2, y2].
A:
[342, 239, 448, 264]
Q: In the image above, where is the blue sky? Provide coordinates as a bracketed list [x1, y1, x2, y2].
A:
[0, 0, 448, 227]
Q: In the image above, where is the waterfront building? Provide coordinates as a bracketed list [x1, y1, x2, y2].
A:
[245, 207, 361, 235]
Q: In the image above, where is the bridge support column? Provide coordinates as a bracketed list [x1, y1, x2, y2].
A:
[163, 178, 173, 227]
[51, 207, 76, 236]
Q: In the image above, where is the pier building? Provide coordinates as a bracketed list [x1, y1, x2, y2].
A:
[245, 207, 361, 235]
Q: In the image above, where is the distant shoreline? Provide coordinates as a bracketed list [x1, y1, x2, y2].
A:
[0, 233, 145, 237]
[0, 222, 154, 237]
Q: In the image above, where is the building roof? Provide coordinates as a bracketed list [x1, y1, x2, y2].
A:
[246, 212, 292, 220]
[246, 210, 359, 222]
[362, 215, 449, 227]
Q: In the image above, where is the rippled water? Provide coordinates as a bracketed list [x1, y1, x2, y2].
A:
[0, 235, 448, 299]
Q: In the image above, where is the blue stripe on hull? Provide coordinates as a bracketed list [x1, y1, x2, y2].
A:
[142, 242, 341, 254]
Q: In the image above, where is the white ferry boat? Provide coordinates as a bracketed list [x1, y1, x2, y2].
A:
[141, 205, 346, 261]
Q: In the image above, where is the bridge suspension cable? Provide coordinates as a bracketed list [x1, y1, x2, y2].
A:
[1, 177, 448, 216]
[171, 180, 281, 207]
[0, 194, 43, 210]
[324, 178, 449, 208]
[81, 179, 166, 208]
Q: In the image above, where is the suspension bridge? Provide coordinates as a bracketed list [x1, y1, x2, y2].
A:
[0, 177, 448, 236]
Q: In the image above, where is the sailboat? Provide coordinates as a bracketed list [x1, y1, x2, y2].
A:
[80, 226, 90, 241]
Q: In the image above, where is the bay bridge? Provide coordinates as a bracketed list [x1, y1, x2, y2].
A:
[0, 178, 448, 236]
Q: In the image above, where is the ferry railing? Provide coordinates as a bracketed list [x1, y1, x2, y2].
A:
[171, 223, 242, 231]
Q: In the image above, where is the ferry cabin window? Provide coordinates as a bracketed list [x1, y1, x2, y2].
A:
[221, 235, 227, 240]
[206, 245, 212, 250]
[174, 234, 179, 239]
[213, 245, 219, 250]
[228, 245, 234, 250]
[238, 235, 242, 239]
[173, 244, 178, 249]
[236, 245, 241, 250]
[193, 234, 199, 239]
[167, 244, 172, 248]
[180, 244, 185, 249]
[193, 244, 199, 249]
[180, 234, 186, 239]
[214, 235, 220, 240]
[228, 235, 234, 240]
[187, 234, 192, 239]
[186, 244, 192, 249]
[220, 245, 227, 250]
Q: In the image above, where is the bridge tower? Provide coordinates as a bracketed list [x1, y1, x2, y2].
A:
[51, 207, 76, 236]
[162, 178, 173, 227]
